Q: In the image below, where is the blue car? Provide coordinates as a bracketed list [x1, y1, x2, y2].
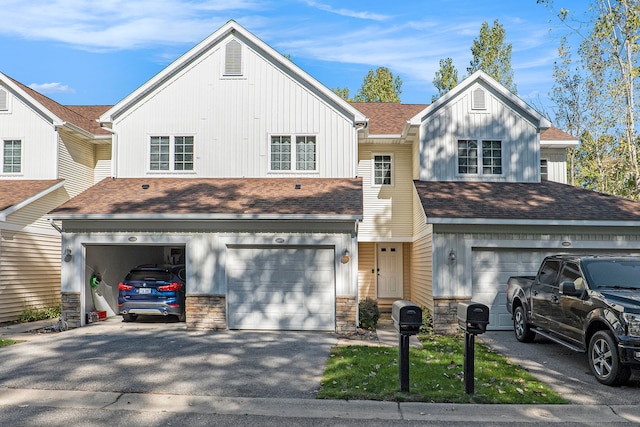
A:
[118, 264, 186, 322]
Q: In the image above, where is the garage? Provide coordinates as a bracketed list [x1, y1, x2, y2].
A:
[226, 246, 336, 331]
[472, 248, 640, 331]
[84, 244, 186, 321]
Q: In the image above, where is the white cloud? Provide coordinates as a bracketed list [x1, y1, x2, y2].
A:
[28, 82, 75, 94]
[303, 1, 391, 21]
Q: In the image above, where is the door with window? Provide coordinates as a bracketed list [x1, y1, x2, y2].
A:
[377, 244, 403, 298]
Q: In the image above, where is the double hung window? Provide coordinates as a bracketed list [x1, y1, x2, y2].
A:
[373, 154, 392, 185]
[270, 135, 316, 171]
[457, 139, 502, 175]
[150, 136, 194, 171]
[3, 139, 21, 173]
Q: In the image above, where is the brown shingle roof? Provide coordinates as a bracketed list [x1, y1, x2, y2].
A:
[350, 102, 426, 135]
[414, 180, 640, 222]
[6, 76, 111, 136]
[0, 179, 64, 212]
[541, 127, 577, 141]
[51, 178, 363, 216]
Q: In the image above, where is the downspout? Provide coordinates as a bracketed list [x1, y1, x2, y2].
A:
[49, 218, 62, 233]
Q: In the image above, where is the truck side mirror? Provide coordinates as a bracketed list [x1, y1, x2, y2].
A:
[559, 281, 581, 297]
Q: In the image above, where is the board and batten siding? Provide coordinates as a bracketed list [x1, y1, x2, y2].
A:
[0, 84, 58, 180]
[418, 83, 539, 182]
[0, 230, 61, 323]
[113, 33, 356, 179]
[357, 144, 414, 241]
[540, 148, 568, 184]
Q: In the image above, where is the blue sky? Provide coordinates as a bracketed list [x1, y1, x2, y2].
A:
[0, 0, 588, 120]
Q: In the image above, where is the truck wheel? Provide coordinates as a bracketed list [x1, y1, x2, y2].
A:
[588, 330, 631, 386]
[513, 306, 535, 343]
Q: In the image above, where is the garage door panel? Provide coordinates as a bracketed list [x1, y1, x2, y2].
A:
[227, 247, 335, 331]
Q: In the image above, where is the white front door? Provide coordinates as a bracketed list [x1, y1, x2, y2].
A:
[377, 244, 403, 298]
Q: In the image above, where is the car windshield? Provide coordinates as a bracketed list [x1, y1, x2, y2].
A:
[582, 259, 640, 290]
[126, 270, 172, 282]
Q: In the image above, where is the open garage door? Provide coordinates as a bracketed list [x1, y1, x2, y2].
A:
[472, 248, 640, 331]
[227, 246, 335, 331]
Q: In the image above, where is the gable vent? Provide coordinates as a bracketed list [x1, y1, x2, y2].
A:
[225, 39, 242, 76]
[0, 88, 7, 111]
[472, 87, 486, 110]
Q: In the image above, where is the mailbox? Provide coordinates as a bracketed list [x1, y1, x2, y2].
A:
[457, 301, 489, 335]
[392, 300, 422, 335]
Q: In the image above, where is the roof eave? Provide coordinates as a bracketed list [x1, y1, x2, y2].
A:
[541, 140, 579, 149]
[0, 180, 66, 221]
[47, 213, 363, 222]
[427, 217, 640, 227]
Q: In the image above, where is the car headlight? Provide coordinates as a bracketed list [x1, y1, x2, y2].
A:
[623, 313, 640, 337]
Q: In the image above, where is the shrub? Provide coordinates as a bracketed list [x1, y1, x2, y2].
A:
[358, 298, 380, 330]
[18, 304, 61, 323]
[419, 306, 434, 335]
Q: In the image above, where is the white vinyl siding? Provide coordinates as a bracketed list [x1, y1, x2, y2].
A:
[358, 144, 413, 241]
[540, 148, 568, 184]
[94, 144, 112, 183]
[0, 230, 61, 323]
[58, 132, 96, 198]
[112, 33, 356, 178]
[419, 82, 539, 182]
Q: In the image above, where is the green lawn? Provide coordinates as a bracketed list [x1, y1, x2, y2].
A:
[318, 333, 566, 404]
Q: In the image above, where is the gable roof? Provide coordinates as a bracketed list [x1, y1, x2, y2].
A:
[414, 180, 640, 226]
[1, 73, 111, 136]
[350, 102, 426, 135]
[410, 70, 552, 130]
[99, 20, 365, 126]
[0, 179, 65, 221]
[49, 177, 363, 220]
[541, 126, 579, 148]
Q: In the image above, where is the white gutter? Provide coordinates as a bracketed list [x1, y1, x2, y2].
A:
[427, 217, 640, 227]
[46, 213, 363, 221]
[0, 180, 66, 221]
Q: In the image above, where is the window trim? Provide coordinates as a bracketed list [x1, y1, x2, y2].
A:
[0, 88, 11, 113]
[372, 153, 394, 186]
[268, 133, 318, 173]
[456, 138, 503, 177]
[147, 134, 195, 174]
[2, 139, 22, 175]
[540, 158, 549, 181]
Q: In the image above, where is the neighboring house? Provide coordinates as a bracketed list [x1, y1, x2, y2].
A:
[0, 73, 111, 323]
[46, 20, 640, 333]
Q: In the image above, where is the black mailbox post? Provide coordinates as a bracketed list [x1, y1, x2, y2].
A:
[391, 300, 422, 392]
[457, 301, 489, 394]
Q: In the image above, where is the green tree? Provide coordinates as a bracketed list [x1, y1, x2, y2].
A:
[354, 67, 402, 102]
[467, 19, 516, 93]
[432, 57, 459, 102]
[332, 87, 352, 101]
[543, 0, 640, 198]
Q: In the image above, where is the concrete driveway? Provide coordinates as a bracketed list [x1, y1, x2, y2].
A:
[480, 330, 640, 405]
[0, 317, 336, 399]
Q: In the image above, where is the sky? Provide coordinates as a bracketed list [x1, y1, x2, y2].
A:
[0, 0, 590, 121]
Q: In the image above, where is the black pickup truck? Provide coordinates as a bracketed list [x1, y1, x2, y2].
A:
[506, 255, 640, 386]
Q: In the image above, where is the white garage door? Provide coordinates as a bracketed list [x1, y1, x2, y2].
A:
[472, 248, 640, 330]
[227, 246, 335, 331]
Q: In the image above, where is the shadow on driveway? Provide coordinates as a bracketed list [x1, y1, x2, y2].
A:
[0, 317, 337, 399]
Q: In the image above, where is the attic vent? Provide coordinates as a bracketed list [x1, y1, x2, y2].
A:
[0, 88, 7, 111]
[472, 87, 486, 110]
[225, 39, 242, 76]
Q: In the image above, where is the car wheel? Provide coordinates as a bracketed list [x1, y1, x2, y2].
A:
[513, 306, 535, 343]
[123, 313, 138, 322]
[588, 330, 631, 386]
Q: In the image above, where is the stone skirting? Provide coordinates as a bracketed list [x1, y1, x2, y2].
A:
[433, 297, 470, 335]
[186, 295, 226, 329]
[61, 292, 81, 329]
[336, 296, 357, 334]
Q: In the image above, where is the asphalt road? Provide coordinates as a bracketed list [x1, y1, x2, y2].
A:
[480, 330, 640, 405]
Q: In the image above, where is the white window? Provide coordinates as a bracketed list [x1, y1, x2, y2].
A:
[269, 135, 316, 172]
[457, 139, 502, 175]
[3, 139, 21, 173]
[0, 88, 8, 112]
[541, 159, 548, 181]
[373, 154, 392, 185]
[150, 136, 194, 172]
